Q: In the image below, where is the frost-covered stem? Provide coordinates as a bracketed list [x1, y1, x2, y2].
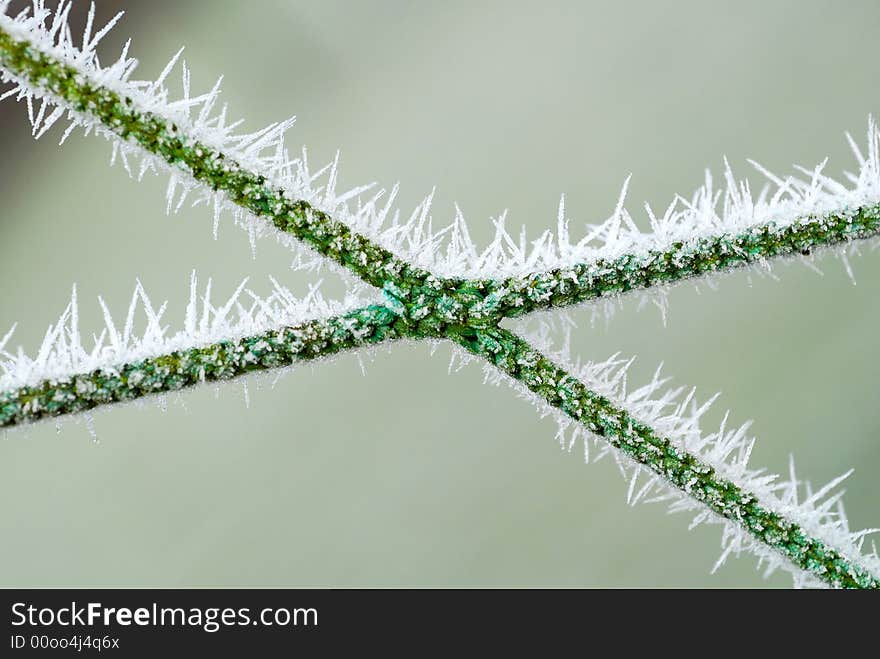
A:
[487, 205, 880, 317]
[2, 3, 878, 588]
[0, 24, 425, 291]
[0, 305, 404, 428]
[450, 326, 879, 589]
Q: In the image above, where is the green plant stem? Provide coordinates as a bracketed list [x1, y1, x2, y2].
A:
[0, 26, 430, 291]
[485, 205, 880, 318]
[1, 305, 406, 428]
[449, 325, 880, 589]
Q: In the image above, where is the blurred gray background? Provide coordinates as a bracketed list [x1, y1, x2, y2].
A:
[1, 0, 879, 587]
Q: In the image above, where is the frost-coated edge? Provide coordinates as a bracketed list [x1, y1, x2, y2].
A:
[1, 303, 405, 428]
[451, 328, 880, 589]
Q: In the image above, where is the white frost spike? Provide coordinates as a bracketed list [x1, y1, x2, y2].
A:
[83, 412, 97, 443]
[4, 2, 880, 286]
[0, 275, 379, 392]
[0, 323, 16, 358]
[508, 316, 880, 587]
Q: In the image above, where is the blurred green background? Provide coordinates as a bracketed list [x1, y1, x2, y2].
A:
[1, 0, 879, 587]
